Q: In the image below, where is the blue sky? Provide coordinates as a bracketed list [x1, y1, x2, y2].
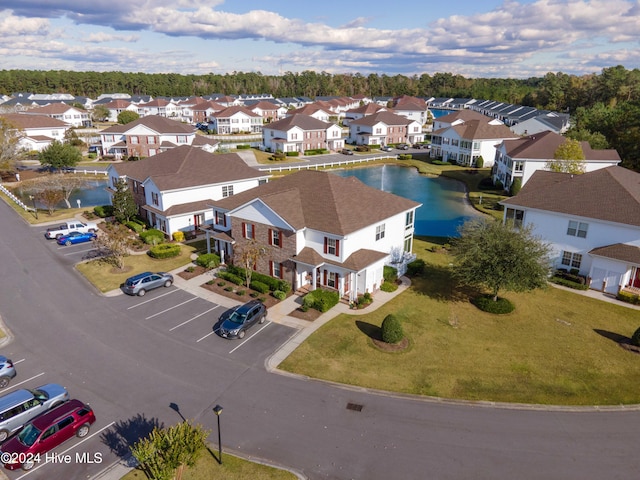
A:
[0, 0, 638, 78]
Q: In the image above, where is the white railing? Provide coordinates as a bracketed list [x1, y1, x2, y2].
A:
[0, 184, 31, 212]
[258, 155, 397, 173]
[66, 168, 109, 176]
[389, 252, 417, 277]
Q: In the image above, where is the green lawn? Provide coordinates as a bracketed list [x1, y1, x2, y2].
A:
[280, 237, 640, 406]
[121, 447, 297, 480]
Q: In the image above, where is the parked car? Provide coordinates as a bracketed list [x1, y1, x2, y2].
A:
[340, 148, 354, 155]
[0, 384, 70, 443]
[56, 231, 97, 246]
[0, 357, 16, 389]
[396, 143, 409, 150]
[218, 300, 267, 339]
[0, 399, 96, 471]
[122, 272, 174, 296]
[380, 145, 393, 152]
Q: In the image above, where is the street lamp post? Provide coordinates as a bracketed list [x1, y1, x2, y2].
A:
[29, 195, 38, 219]
[213, 405, 223, 464]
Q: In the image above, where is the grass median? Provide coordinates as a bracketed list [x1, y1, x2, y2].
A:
[279, 237, 640, 406]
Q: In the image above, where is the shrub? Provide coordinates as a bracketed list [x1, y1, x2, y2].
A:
[206, 280, 215, 285]
[195, 253, 220, 269]
[172, 231, 185, 242]
[380, 281, 398, 292]
[217, 281, 226, 287]
[397, 154, 412, 160]
[286, 151, 300, 156]
[303, 289, 340, 312]
[217, 271, 244, 285]
[381, 314, 404, 344]
[250, 281, 269, 294]
[236, 144, 251, 149]
[185, 266, 195, 273]
[140, 229, 165, 245]
[224, 286, 233, 292]
[148, 243, 181, 259]
[406, 259, 426, 276]
[383, 266, 397, 283]
[236, 290, 246, 296]
[93, 205, 114, 218]
[631, 327, 640, 346]
[125, 221, 144, 233]
[272, 290, 286, 300]
[510, 177, 522, 196]
[549, 273, 589, 290]
[277, 280, 291, 293]
[617, 291, 640, 305]
[475, 156, 484, 168]
[473, 295, 515, 314]
[431, 160, 450, 165]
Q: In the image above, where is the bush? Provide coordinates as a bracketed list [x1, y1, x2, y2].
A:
[277, 280, 291, 293]
[236, 144, 251, 149]
[381, 314, 404, 344]
[380, 281, 398, 292]
[383, 266, 397, 283]
[285, 151, 300, 156]
[617, 291, 640, 305]
[397, 154, 412, 160]
[236, 290, 246, 296]
[217, 271, 244, 285]
[549, 273, 589, 290]
[125, 221, 145, 233]
[217, 281, 226, 287]
[172, 231, 185, 242]
[303, 289, 340, 312]
[147, 243, 181, 259]
[510, 177, 522, 196]
[185, 266, 195, 273]
[93, 205, 114, 218]
[272, 290, 286, 300]
[473, 295, 515, 314]
[226, 265, 289, 292]
[195, 253, 220, 269]
[140, 229, 165, 245]
[406, 259, 426, 276]
[475, 156, 484, 168]
[250, 281, 269, 294]
[631, 327, 640, 346]
[431, 160, 450, 165]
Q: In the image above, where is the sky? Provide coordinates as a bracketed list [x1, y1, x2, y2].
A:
[0, 0, 638, 79]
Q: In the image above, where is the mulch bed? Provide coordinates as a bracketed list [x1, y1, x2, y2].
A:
[177, 265, 207, 280]
[288, 305, 322, 322]
[200, 280, 281, 309]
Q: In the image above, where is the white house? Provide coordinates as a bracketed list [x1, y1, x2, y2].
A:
[430, 110, 517, 167]
[209, 106, 263, 134]
[0, 113, 70, 152]
[99, 99, 140, 123]
[205, 170, 422, 301]
[262, 114, 343, 153]
[22, 103, 91, 128]
[493, 130, 621, 190]
[510, 111, 571, 136]
[106, 145, 270, 237]
[347, 111, 423, 146]
[500, 166, 640, 296]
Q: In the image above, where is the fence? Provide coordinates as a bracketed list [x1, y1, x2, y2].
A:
[66, 168, 109, 176]
[258, 154, 397, 173]
[0, 184, 32, 212]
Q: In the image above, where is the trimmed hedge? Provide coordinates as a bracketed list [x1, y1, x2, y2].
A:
[172, 231, 185, 242]
[236, 144, 251, 149]
[617, 290, 640, 305]
[125, 221, 144, 233]
[382, 314, 404, 344]
[93, 205, 114, 218]
[217, 271, 243, 285]
[303, 289, 339, 312]
[272, 290, 286, 300]
[397, 154, 412, 160]
[147, 243, 181, 259]
[472, 295, 515, 314]
[250, 281, 269, 294]
[406, 259, 426, 276]
[380, 281, 398, 292]
[195, 253, 220, 269]
[549, 276, 589, 290]
[226, 265, 291, 292]
[140, 229, 165, 245]
[383, 265, 397, 283]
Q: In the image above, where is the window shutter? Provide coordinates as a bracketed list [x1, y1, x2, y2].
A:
[268, 229, 273, 246]
[251, 224, 255, 239]
[279, 231, 283, 248]
[222, 213, 226, 227]
[269, 261, 273, 276]
[242, 222, 246, 237]
[279, 263, 284, 279]
[323, 269, 327, 285]
[335, 239, 340, 256]
[324, 237, 328, 254]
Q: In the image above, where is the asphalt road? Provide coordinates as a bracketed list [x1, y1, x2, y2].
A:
[0, 196, 639, 480]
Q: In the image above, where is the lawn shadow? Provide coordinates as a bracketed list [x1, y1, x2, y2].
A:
[355, 320, 383, 341]
[411, 263, 482, 303]
[594, 329, 630, 344]
[100, 413, 163, 465]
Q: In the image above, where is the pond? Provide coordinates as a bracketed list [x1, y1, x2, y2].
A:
[14, 179, 111, 210]
[331, 165, 481, 237]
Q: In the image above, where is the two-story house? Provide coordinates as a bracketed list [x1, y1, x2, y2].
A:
[248, 100, 287, 123]
[137, 98, 180, 118]
[493, 130, 621, 190]
[99, 115, 217, 159]
[430, 110, 517, 167]
[99, 99, 140, 123]
[347, 111, 423, 146]
[191, 100, 225, 125]
[22, 103, 91, 128]
[0, 113, 71, 152]
[106, 145, 270, 237]
[343, 103, 387, 126]
[206, 170, 421, 301]
[500, 166, 640, 296]
[262, 114, 343, 153]
[209, 106, 263, 134]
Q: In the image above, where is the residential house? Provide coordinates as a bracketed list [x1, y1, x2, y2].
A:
[509, 111, 571, 136]
[206, 170, 422, 301]
[209, 106, 263, 134]
[137, 98, 180, 119]
[500, 166, 640, 296]
[287, 104, 333, 122]
[0, 113, 71, 152]
[99, 99, 140, 123]
[343, 103, 387, 126]
[99, 115, 217, 159]
[248, 100, 287, 123]
[262, 114, 343, 153]
[21, 103, 92, 128]
[347, 111, 423, 146]
[493, 130, 621, 190]
[391, 95, 429, 124]
[106, 145, 270, 236]
[191, 100, 225, 125]
[430, 110, 517, 167]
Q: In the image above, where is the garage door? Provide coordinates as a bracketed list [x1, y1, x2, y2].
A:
[590, 268, 606, 291]
[604, 271, 623, 295]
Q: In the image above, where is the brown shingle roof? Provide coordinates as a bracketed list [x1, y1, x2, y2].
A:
[451, 119, 515, 140]
[267, 114, 331, 131]
[112, 145, 267, 191]
[589, 243, 640, 264]
[0, 113, 69, 129]
[349, 111, 411, 127]
[294, 246, 388, 271]
[213, 170, 421, 235]
[501, 166, 640, 226]
[101, 115, 195, 135]
[212, 106, 260, 118]
[24, 103, 81, 114]
[504, 130, 620, 161]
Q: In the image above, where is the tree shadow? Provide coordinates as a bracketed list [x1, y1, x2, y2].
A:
[594, 329, 630, 344]
[410, 263, 483, 303]
[100, 413, 164, 464]
[355, 320, 383, 341]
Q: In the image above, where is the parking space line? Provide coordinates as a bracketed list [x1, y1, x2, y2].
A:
[145, 297, 197, 319]
[169, 305, 220, 331]
[62, 246, 97, 256]
[13, 359, 26, 364]
[196, 329, 218, 343]
[4, 372, 45, 391]
[228, 322, 272, 354]
[127, 289, 179, 309]
[14, 421, 116, 479]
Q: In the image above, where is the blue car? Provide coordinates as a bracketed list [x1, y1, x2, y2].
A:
[57, 231, 97, 246]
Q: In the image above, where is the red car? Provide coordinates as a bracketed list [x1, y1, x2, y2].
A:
[0, 399, 96, 471]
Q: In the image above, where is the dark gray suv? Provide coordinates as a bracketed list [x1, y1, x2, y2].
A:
[218, 300, 267, 339]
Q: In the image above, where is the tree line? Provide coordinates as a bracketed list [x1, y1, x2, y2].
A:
[0, 66, 639, 170]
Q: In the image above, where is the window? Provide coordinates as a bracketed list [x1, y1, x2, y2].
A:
[505, 208, 524, 228]
[324, 237, 339, 256]
[404, 234, 413, 253]
[177, 135, 187, 144]
[243, 222, 255, 239]
[327, 271, 337, 288]
[376, 224, 385, 241]
[514, 161, 524, 172]
[271, 261, 282, 279]
[405, 211, 414, 228]
[130, 136, 139, 144]
[151, 192, 159, 206]
[147, 136, 156, 144]
[269, 229, 282, 247]
[222, 185, 234, 198]
[215, 211, 226, 227]
[567, 220, 588, 238]
[561, 251, 582, 269]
